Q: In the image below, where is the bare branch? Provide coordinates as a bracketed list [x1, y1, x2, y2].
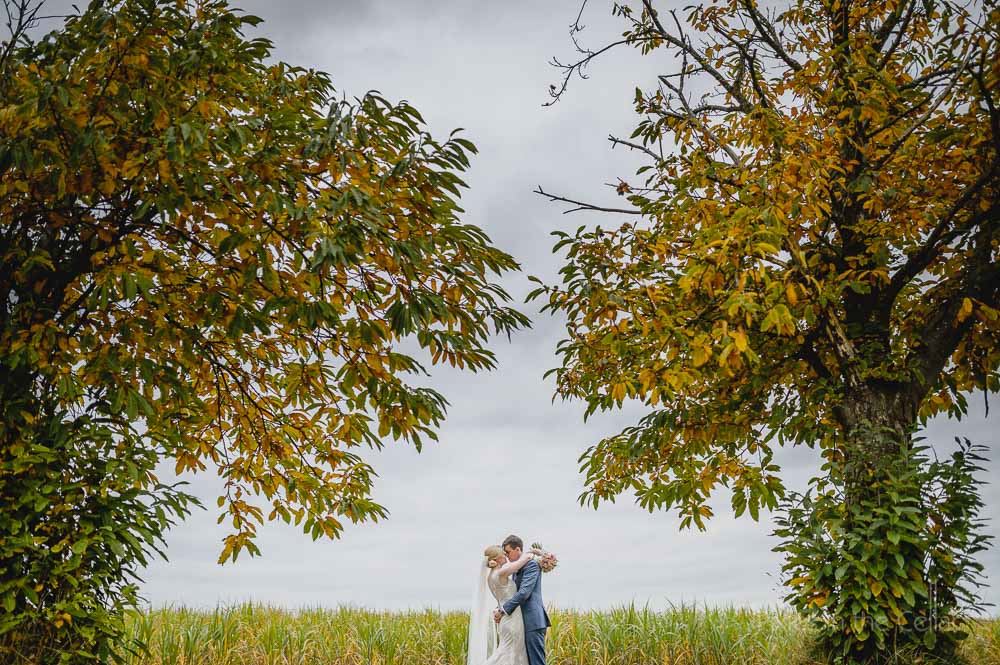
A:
[873, 0, 915, 52]
[535, 186, 643, 215]
[641, 0, 752, 109]
[608, 134, 661, 161]
[738, 0, 803, 73]
[795, 328, 835, 381]
[659, 75, 743, 166]
[544, 38, 633, 106]
[0, 0, 44, 77]
[876, 0, 919, 70]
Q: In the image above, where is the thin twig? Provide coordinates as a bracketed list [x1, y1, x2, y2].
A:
[535, 186, 643, 215]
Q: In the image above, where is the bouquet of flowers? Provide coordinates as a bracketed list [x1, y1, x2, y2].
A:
[531, 542, 559, 573]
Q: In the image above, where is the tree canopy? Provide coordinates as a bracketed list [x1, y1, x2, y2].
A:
[2, 1, 531, 659]
[531, 0, 998, 527]
[0, 0, 527, 567]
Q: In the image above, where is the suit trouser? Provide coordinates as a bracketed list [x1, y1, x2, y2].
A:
[525, 627, 546, 665]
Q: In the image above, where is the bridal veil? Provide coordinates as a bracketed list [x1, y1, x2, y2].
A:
[467, 559, 497, 665]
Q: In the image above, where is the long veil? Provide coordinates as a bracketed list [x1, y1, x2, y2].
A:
[467, 558, 497, 665]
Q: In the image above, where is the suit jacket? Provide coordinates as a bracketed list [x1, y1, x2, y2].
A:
[502, 558, 551, 632]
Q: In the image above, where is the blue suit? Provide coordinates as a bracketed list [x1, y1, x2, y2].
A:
[502, 558, 550, 665]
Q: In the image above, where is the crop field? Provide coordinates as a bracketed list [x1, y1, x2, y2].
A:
[120, 603, 1000, 664]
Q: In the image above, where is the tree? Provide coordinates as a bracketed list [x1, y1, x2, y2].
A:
[530, 0, 997, 659]
[534, 0, 997, 528]
[0, 0, 528, 660]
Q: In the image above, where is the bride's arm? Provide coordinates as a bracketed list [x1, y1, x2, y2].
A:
[495, 552, 537, 577]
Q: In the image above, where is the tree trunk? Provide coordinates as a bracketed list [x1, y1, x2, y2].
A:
[837, 384, 920, 506]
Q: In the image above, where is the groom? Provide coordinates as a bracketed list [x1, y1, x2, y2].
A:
[493, 534, 551, 665]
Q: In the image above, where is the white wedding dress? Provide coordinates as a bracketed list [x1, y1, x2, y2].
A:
[482, 568, 530, 665]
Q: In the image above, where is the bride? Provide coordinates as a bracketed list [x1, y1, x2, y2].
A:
[467, 543, 545, 665]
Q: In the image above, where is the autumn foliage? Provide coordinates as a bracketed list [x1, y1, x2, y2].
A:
[0, 0, 527, 660]
[532, 0, 998, 528]
[532, 0, 997, 659]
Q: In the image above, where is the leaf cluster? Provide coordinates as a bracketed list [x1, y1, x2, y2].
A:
[0, 411, 199, 664]
[773, 437, 994, 663]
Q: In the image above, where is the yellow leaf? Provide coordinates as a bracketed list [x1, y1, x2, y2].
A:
[957, 297, 973, 323]
[99, 177, 116, 195]
[785, 283, 798, 306]
[121, 157, 143, 179]
[692, 346, 710, 367]
[197, 99, 214, 117]
[732, 330, 748, 352]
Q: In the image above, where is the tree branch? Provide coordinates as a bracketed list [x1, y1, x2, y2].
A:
[871, 45, 976, 171]
[886, 157, 1000, 304]
[873, 0, 916, 53]
[875, 0, 919, 70]
[535, 186, 643, 215]
[608, 134, 661, 161]
[659, 75, 743, 166]
[544, 38, 634, 106]
[641, 0, 752, 109]
[907, 219, 1000, 397]
[738, 0, 803, 73]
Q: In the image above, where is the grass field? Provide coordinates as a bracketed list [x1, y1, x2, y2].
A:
[120, 603, 1000, 664]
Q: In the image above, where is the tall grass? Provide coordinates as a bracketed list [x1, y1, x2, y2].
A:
[120, 602, 1000, 664]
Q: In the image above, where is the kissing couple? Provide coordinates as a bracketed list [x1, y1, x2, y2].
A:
[467, 534, 553, 665]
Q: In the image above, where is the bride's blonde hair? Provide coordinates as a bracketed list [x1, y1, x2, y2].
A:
[483, 545, 503, 567]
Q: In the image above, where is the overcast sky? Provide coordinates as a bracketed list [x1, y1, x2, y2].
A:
[37, 0, 998, 613]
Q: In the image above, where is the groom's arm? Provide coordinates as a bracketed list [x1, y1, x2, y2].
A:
[501, 559, 540, 616]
